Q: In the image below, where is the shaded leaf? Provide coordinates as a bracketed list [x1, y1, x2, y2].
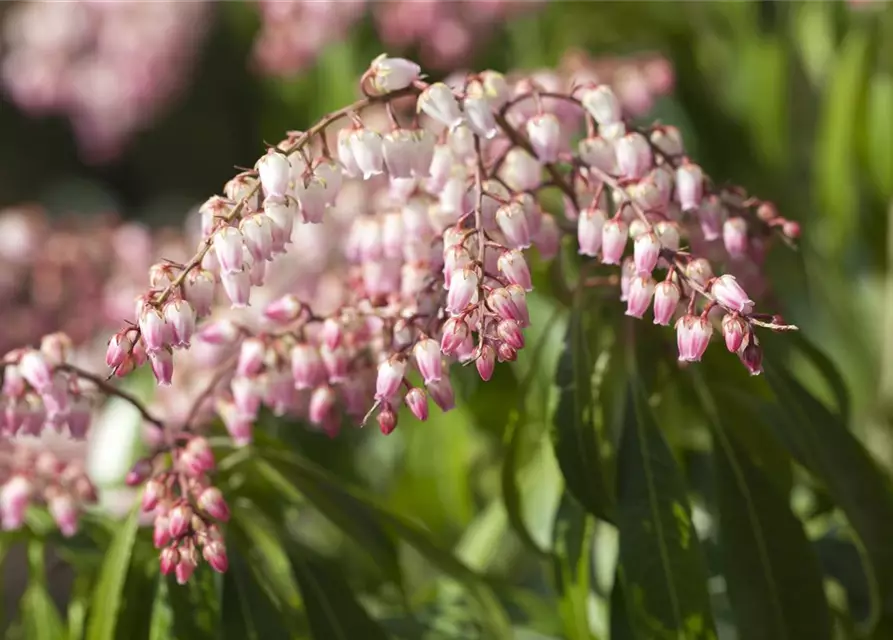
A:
[865, 72, 893, 198]
[162, 566, 222, 639]
[221, 545, 294, 640]
[609, 570, 635, 640]
[615, 383, 717, 639]
[701, 375, 832, 640]
[85, 508, 141, 640]
[149, 577, 174, 640]
[21, 541, 65, 640]
[551, 496, 594, 640]
[550, 303, 612, 522]
[290, 545, 389, 640]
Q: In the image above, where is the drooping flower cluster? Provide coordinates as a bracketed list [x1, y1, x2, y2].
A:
[252, 0, 544, 77]
[0, 1, 209, 162]
[102, 53, 798, 580]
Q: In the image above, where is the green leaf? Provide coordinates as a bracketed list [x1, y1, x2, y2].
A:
[550, 301, 612, 522]
[256, 450, 512, 638]
[85, 507, 141, 640]
[163, 567, 222, 639]
[502, 411, 550, 556]
[21, 541, 65, 640]
[865, 72, 893, 198]
[221, 547, 294, 640]
[698, 375, 832, 640]
[551, 496, 594, 640]
[762, 363, 893, 631]
[149, 577, 174, 640]
[615, 382, 717, 640]
[229, 499, 303, 624]
[813, 26, 872, 256]
[290, 545, 389, 640]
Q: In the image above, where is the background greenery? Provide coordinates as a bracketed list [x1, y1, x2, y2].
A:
[3, 2, 893, 639]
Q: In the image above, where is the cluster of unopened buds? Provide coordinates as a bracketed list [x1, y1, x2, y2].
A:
[93, 53, 799, 581]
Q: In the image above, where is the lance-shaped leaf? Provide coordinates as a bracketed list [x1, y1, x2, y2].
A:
[551, 495, 595, 640]
[615, 382, 717, 639]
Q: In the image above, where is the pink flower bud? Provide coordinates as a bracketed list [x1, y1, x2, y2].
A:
[463, 95, 498, 139]
[184, 269, 216, 317]
[0, 476, 31, 531]
[40, 333, 71, 366]
[710, 275, 754, 314]
[427, 377, 455, 412]
[601, 218, 629, 265]
[476, 344, 496, 381]
[126, 459, 152, 487]
[142, 478, 164, 513]
[676, 161, 704, 211]
[308, 386, 336, 425]
[410, 130, 435, 178]
[154, 515, 171, 548]
[685, 258, 714, 289]
[295, 179, 329, 226]
[256, 152, 290, 199]
[440, 318, 469, 356]
[581, 85, 622, 125]
[320, 345, 349, 383]
[446, 267, 479, 315]
[527, 113, 561, 163]
[349, 127, 385, 179]
[19, 349, 53, 393]
[221, 269, 251, 308]
[198, 487, 230, 522]
[376, 358, 406, 401]
[578, 136, 617, 173]
[426, 143, 453, 193]
[240, 213, 275, 263]
[175, 556, 196, 585]
[368, 54, 421, 94]
[497, 319, 525, 350]
[138, 307, 169, 354]
[321, 318, 343, 350]
[67, 395, 91, 439]
[739, 339, 763, 376]
[578, 206, 608, 257]
[218, 398, 253, 447]
[405, 388, 429, 421]
[163, 300, 196, 348]
[264, 198, 296, 250]
[417, 83, 463, 130]
[615, 133, 652, 180]
[212, 227, 245, 275]
[634, 232, 661, 276]
[506, 285, 531, 327]
[291, 344, 325, 390]
[383, 129, 418, 179]
[168, 503, 191, 539]
[534, 213, 560, 260]
[237, 338, 266, 377]
[264, 294, 302, 324]
[232, 376, 262, 420]
[498, 250, 532, 291]
[722, 314, 748, 353]
[203, 540, 229, 573]
[676, 314, 713, 362]
[160, 547, 179, 575]
[625, 276, 656, 319]
[653, 281, 681, 326]
[185, 437, 216, 474]
[378, 407, 397, 435]
[654, 220, 680, 253]
[443, 245, 472, 290]
[105, 333, 131, 369]
[48, 495, 78, 537]
[501, 148, 541, 192]
[413, 338, 443, 385]
[650, 125, 684, 157]
[196, 319, 241, 346]
[149, 348, 174, 386]
[723, 218, 748, 258]
[496, 202, 532, 250]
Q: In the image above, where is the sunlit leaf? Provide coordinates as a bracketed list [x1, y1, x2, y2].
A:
[864, 72, 893, 198]
[85, 508, 140, 640]
[551, 496, 595, 640]
[615, 382, 717, 639]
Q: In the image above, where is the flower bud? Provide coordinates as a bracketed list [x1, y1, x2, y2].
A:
[496, 202, 532, 250]
[440, 317, 469, 356]
[685, 258, 714, 289]
[263, 294, 302, 324]
[149, 348, 174, 386]
[349, 127, 385, 179]
[0, 476, 31, 531]
[184, 269, 216, 317]
[375, 357, 406, 401]
[625, 276, 656, 319]
[106, 332, 132, 369]
[203, 540, 229, 573]
[601, 218, 629, 265]
[218, 398, 253, 447]
[652, 281, 681, 326]
[581, 84, 622, 125]
[615, 133, 652, 180]
[237, 338, 266, 377]
[163, 300, 196, 348]
[405, 388, 429, 421]
[463, 95, 498, 139]
[308, 386, 336, 425]
[221, 269, 251, 308]
[446, 266, 479, 315]
[382, 129, 418, 179]
[417, 83, 464, 130]
[139, 306, 169, 354]
[577, 206, 607, 257]
[175, 556, 196, 585]
[264, 197, 296, 250]
[196, 319, 241, 346]
[676, 314, 713, 362]
[578, 136, 617, 173]
[378, 407, 397, 435]
[722, 314, 748, 353]
[527, 113, 561, 163]
[476, 344, 496, 381]
[634, 232, 661, 276]
[723, 218, 748, 258]
[291, 344, 325, 390]
[142, 478, 164, 512]
[49, 494, 78, 537]
[168, 503, 192, 539]
[496, 249, 532, 291]
[501, 148, 541, 192]
[413, 338, 443, 385]
[676, 161, 704, 212]
[232, 376, 262, 420]
[212, 227, 245, 275]
[497, 320, 525, 350]
[710, 275, 754, 314]
[506, 285, 531, 327]
[160, 547, 179, 575]
[240, 213, 275, 263]
[320, 345, 349, 383]
[368, 54, 421, 94]
[426, 377, 455, 412]
[198, 487, 230, 522]
[654, 220, 680, 253]
[153, 515, 171, 548]
[739, 338, 763, 376]
[257, 152, 290, 199]
[497, 342, 518, 362]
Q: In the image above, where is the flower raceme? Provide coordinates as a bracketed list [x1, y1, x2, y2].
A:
[23, 52, 794, 584]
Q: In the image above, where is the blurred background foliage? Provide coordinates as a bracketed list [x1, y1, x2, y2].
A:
[3, 1, 893, 639]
